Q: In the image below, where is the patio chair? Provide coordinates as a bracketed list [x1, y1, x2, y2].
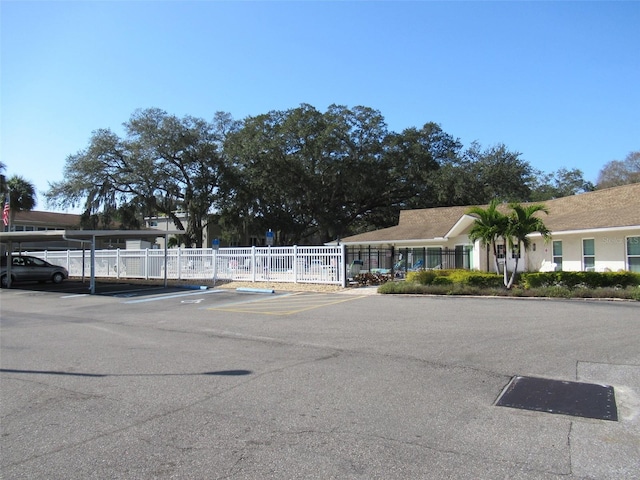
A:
[408, 259, 424, 271]
[348, 259, 364, 278]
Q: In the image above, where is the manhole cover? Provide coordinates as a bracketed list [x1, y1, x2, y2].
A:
[496, 376, 617, 421]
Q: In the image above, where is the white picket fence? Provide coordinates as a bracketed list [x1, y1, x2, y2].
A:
[28, 246, 347, 286]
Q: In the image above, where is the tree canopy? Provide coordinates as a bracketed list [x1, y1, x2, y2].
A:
[596, 151, 640, 189]
[221, 104, 463, 243]
[46, 104, 598, 245]
[529, 167, 595, 201]
[47, 108, 238, 246]
[467, 199, 509, 274]
[0, 162, 7, 195]
[6, 175, 37, 227]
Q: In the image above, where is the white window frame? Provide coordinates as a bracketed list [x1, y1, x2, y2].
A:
[582, 238, 595, 271]
[454, 244, 472, 269]
[626, 236, 640, 273]
[552, 240, 563, 271]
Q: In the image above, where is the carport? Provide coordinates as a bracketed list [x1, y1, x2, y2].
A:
[0, 229, 181, 294]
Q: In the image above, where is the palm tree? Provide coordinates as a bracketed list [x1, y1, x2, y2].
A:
[467, 199, 509, 274]
[6, 175, 37, 229]
[504, 203, 551, 289]
[0, 162, 7, 194]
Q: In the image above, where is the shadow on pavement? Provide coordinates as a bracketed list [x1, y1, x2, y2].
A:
[2, 279, 209, 297]
[0, 368, 253, 377]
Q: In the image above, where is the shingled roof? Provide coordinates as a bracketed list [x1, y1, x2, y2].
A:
[342, 206, 472, 244]
[541, 182, 640, 232]
[341, 183, 640, 244]
[13, 210, 82, 228]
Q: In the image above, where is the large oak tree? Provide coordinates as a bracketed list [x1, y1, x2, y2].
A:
[47, 108, 237, 246]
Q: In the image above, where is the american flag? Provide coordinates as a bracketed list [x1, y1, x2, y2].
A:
[2, 196, 9, 227]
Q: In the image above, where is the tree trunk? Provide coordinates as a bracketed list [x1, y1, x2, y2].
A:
[506, 242, 519, 289]
[491, 241, 500, 274]
[502, 239, 509, 287]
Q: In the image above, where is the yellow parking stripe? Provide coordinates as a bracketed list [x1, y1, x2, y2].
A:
[207, 293, 366, 315]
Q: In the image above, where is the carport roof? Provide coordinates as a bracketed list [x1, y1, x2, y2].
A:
[0, 229, 182, 244]
[1, 229, 184, 294]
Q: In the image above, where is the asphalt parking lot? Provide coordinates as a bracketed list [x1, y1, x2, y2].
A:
[1, 282, 639, 479]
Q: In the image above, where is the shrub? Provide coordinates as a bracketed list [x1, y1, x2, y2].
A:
[560, 272, 584, 288]
[435, 269, 454, 277]
[377, 282, 430, 294]
[521, 272, 554, 288]
[377, 272, 640, 301]
[430, 269, 505, 288]
[521, 271, 640, 290]
[406, 270, 437, 285]
[432, 276, 454, 286]
[462, 272, 505, 289]
[537, 285, 573, 298]
[605, 272, 640, 288]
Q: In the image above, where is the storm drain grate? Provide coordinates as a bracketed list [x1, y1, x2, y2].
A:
[495, 376, 618, 421]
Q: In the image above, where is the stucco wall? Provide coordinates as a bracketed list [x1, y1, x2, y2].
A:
[346, 228, 640, 273]
[527, 229, 640, 272]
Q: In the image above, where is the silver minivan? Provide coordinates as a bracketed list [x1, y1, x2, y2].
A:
[1, 255, 69, 288]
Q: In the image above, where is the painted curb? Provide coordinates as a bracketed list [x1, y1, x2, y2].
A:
[236, 287, 275, 294]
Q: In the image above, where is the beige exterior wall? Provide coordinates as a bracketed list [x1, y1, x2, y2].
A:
[525, 237, 553, 271]
[343, 227, 640, 274]
[466, 228, 640, 273]
[526, 229, 640, 272]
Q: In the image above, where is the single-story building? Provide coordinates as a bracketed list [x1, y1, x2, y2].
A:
[334, 183, 640, 274]
[2, 211, 82, 252]
[8, 210, 81, 233]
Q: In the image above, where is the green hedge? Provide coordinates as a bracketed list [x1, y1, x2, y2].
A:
[521, 271, 640, 289]
[377, 280, 640, 300]
[409, 270, 640, 289]
[432, 276, 454, 286]
[406, 270, 438, 285]
[406, 269, 504, 288]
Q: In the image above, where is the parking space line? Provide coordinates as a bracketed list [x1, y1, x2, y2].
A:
[123, 289, 223, 304]
[207, 293, 366, 315]
[112, 286, 173, 296]
[201, 292, 298, 310]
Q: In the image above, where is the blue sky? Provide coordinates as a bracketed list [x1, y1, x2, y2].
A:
[1, 1, 638, 212]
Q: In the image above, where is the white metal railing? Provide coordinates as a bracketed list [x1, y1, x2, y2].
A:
[27, 246, 346, 286]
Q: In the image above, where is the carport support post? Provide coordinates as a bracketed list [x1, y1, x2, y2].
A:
[90, 235, 96, 294]
[5, 241, 13, 288]
[341, 244, 347, 288]
[212, 248, 217, 287]
[163, 235, 169, 288]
